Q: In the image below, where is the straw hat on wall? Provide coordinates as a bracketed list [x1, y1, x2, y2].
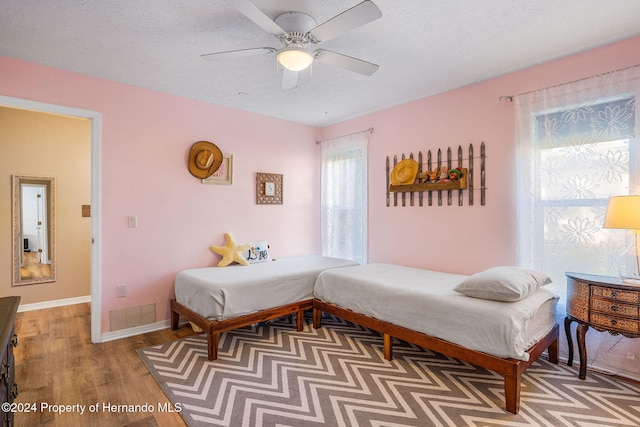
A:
[188, 141, 223, 179]
[390, 158, 419, 185]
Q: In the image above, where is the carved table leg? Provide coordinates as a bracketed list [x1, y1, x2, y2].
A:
[564, 317, 574, 366]
[576, 323, 589, 380]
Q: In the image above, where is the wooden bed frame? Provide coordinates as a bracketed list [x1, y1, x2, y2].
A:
[171, 298, 312, 361]
[312, 298, 559, 414]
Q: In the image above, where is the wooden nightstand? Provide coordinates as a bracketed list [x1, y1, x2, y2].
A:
[565, 272, 640, 380]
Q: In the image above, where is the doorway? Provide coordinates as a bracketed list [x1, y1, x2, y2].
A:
[0, 95, 102, 343]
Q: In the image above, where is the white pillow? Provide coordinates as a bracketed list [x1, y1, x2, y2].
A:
[243, 241, 271, 264]
[453, 266, 551, 302]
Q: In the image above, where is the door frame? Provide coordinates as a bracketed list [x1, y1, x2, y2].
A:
[0, 95, 102, 343]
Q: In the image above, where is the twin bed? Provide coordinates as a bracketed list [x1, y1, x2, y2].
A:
[171, 257, 559, 414]
[312, 263, 559, 414]
[171, 255, 358, 360]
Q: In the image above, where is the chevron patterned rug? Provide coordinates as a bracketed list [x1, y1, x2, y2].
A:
[138, 314, 640, 427]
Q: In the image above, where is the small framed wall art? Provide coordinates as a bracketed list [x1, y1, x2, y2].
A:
[256, 172, 283, 204]
[202, 153, 233, 185]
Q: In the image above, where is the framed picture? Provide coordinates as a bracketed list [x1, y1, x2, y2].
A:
[256, 172, 283, 204]
[202, 153, 233, 185]
[265, 181, 276, 196]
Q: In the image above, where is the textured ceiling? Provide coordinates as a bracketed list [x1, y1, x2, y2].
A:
[1, 0, 640, 127]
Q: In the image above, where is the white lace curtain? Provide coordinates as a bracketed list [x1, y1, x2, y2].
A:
[514, 64, 640, 379]
[320, 132, 368, 264]
[515, 65, 640, 293]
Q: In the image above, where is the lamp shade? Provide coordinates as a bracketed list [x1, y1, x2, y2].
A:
[277, 47, 313, 72]
[603, 195, 640, 230]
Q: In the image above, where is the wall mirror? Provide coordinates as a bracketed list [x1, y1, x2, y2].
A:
[12, 175, 56, 286]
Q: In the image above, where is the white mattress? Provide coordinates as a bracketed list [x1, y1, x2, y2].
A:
[314, 263, 559, 361]
[175, 255, 358, 320]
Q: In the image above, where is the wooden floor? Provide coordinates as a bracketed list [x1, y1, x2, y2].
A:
[20, 251, 51, 281]
[13, 302, 197, 427]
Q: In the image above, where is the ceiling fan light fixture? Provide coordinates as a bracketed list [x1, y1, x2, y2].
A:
[277, 46, 313, 71]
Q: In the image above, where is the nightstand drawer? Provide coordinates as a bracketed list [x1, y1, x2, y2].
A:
[592, 286, 640, 303]
[591, 313, 640, 334]
[591, 299, 639, 317]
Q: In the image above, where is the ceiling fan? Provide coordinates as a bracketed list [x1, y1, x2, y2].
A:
[202, 0, 383, 89]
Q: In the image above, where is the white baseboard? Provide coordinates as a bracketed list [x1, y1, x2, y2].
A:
[18, 295, 189, 342]
[18, 295, 91, 312]
[589, 362, 640, 383]
[100, 319, 190, 343]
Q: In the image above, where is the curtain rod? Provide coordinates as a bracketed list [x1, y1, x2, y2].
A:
[316, 127, 374, 144]
[498, 63, 640, 102]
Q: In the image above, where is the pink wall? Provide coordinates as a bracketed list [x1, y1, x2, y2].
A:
[0, 57, 320, 331]
[1, 34, 639, 335]
[320, 35, 640, 274]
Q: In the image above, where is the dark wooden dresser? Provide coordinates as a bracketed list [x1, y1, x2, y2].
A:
[0, 297, 20, 427]
[565, 273, 640, 379]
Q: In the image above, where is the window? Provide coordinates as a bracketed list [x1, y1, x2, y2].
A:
[530, 97, 636, 295]
[516, 68, 640, 297]
[320, 133, 368, 264]
[514, 65, 640, 378]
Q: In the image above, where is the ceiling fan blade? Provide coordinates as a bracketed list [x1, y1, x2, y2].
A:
[224, 0, 285, 35]
[281, 68, 299, 90]
[308, 0, 382, 43]
[314, 49, 379, 76]
[201, 47, 276, 60]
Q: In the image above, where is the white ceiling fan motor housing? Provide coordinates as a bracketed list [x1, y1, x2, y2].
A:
[275, 12, 317, 46]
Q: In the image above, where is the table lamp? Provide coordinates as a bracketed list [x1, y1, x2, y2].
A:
[603, 195, 640, 284]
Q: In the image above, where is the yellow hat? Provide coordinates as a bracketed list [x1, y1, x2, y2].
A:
[188, 141, 223, 179]
[390, 159, 419, 185]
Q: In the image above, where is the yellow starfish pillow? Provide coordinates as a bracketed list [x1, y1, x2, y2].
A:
[210, 233, 252, 267]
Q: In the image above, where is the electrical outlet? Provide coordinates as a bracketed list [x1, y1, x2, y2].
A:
[128, 216, 137, 228]
[117, 285, 127, 298]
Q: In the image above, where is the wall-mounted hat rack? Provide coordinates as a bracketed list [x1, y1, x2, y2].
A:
[386, 142, 486, 207]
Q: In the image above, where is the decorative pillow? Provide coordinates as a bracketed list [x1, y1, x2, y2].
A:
[453, 266, 552, 302]
[209, 233, 252, 267]
[243, 241, 271, 264]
